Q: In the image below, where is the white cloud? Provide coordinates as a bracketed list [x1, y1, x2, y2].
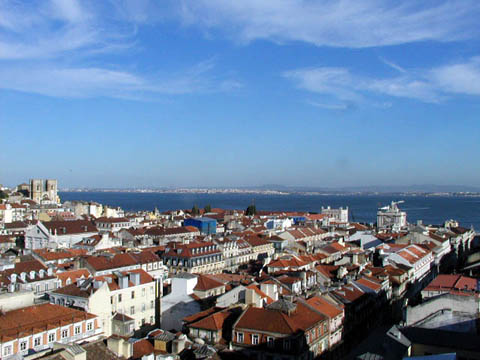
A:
[177, 0, 480, 48]
[429, 57, 480, 96]
[379, 57, 407, 74]
[0, 0, 127, 60]
[0, 62, 241, 99]
[285, 57, 480, 106]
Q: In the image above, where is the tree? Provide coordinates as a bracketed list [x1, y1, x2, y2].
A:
[245, 204, 257, 216]
[204, 204, 212, 213]
[191, 204, 200, 216]
[0, 191, 7, 200]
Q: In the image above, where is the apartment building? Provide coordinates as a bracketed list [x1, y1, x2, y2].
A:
[0, 303, 102, 359]
[49, 269, 157, 336]
[232, 299, 330, 359]
[162, 241, 225, 274]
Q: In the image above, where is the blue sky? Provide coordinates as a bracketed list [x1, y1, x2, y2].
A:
[1, 0, 480, 188]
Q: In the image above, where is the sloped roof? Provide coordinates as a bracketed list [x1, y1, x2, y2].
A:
[188, 311, 230, 331]
[194, 274, 225, 291]
[306, 296, 343, 318]
[235, 302, 326, 335]
[0, 303, 96, 342]
[43, 220, 98, 235]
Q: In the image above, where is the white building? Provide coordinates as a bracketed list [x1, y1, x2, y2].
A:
[161, 273, 201, 332]
[377, 201, 407, 231]
[49, 269, 157, 336]
[0, 204, 13, 224]
[24, 220, 98, 249]
[382, 244, 434, 283]
[321, 206, 349, 223]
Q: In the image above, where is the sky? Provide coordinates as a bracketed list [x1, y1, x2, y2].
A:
[1, 0, 480, 189]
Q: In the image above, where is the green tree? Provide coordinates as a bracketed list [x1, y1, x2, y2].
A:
[245, 204, 257, 216]
[204, 204, 212, 213]
[0, 191, 7, 200]
[191, 204, 200, 216]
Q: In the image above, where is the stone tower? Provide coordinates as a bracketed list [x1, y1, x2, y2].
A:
[45, 179, 58, 202]
[30, 179, 44, 203]
[29, 179, 59, 203]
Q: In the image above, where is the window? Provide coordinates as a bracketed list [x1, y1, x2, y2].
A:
[142, 288, 146, 296]
[131, 291, 135, 299]
[267, 336, 274, 348]
[34, 337, 41, 347]
[20, 341, 27, 351]
[3, 345, 12, 356]
[150, 286, 154, 294]
[118, 294, 122, 302]
[150, 316, 154, 324]
[48, 333, 55, 342]
[142, 318, 146, 325]
[87, 322, 93, 331]
[75, 326, 81, 335]
[306, 333, 310, 344]
[150, 300, 154, 309]
[237, 332, 244, 343]
[323, 323, 327, 333]
[252, 334, 259, 345]
[130, 306, 135, 315]
[142, 303, 146, 312]
[62, 329, 68, 338]
[111, 296, 113, 304]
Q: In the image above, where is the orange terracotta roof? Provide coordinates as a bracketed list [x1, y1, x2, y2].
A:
[188, 311, 230, 331]
[306, 296, 343, 318]
[0, 303, 96, 342]
[235, 302, 326, 335]
[133, 339, 154, 359]
[194, 274, 225, 291]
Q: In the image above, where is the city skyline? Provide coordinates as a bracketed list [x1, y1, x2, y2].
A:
[1, 0, 480, 188]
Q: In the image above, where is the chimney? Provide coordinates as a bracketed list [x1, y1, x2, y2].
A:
[173, 335, 187, 354]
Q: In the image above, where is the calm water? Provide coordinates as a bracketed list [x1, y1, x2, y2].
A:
[59, 192, 480, 230]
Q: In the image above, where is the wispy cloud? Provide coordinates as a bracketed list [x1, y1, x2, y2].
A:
[0, 0, 103, 59]
[0, 1, 241, 99]
[0, 61, 241, 99]
[379, 57, 407, 74]
[306, 100, 350, 111]
[285, 57, 480, 107]
[177, 0, 480, 48]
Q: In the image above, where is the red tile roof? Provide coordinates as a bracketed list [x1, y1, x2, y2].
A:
[0, 303, 96, 342]
[43, 220, 98, 235]
[235, 302, 326, 335]
[306, 296, 344, 318]
[194, 274, 225, 291]
[188, 311, 230, 331]
[133, 339, 154, 359]
[424, 274, 478, 293]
